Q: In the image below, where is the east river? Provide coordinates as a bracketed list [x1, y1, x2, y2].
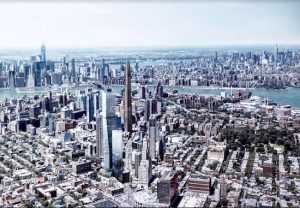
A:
[0, 85, 299, 108]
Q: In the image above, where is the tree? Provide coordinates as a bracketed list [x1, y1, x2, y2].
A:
[284, 140, 293, 152]
[208, 161, 218, 170]
[256, 146, 265, 153]
[217, 198, 229, 208]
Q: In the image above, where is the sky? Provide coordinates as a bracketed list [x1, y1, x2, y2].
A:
[0, 1, 299, 49]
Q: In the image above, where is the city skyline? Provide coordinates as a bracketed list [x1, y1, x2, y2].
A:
[0, 1, 300, 208]
[0, 1, 299, 49]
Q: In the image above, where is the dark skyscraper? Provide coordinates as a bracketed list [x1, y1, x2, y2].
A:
[140, 86, 146, 99]
[35, 61, 43, 87]
[124, 60, 132, 133]
[156, 82, 163, 98]
[101, 58, 105, 79]
[144, 99, 150, 121]
[71, 58, 75, 78]
[96, 113, 103, 158]
[274, 44, 278, 67]
[86, 92, 94, 123]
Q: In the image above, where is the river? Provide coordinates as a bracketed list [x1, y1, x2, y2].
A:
[0, 85, 299, 108]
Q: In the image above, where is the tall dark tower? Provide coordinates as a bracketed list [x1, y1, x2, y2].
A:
[71, 58, 75, 78]
[274, 44, 278, 67]
[124, 60, 132, 133]
[96, 113, 103, 158]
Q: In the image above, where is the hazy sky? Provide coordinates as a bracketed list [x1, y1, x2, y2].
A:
[0, 1, 299, 49]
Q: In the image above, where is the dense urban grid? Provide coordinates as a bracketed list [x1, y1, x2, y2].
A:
[1, 45, 300, 89]
[0, 44, 299, 208]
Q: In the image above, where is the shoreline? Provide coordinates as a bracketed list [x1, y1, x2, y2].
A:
[164, 85, 254, 90]
[1, 84, 297, 91]
[0, 85, 299, 108]
[164, 85, 299, 90]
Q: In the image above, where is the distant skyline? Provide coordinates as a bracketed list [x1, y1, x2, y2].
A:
[0, 1, 299, 49]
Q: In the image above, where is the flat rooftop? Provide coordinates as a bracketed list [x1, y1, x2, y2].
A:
[161, 170, 177, 181]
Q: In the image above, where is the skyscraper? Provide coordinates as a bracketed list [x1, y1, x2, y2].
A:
[144, 100, 150, 121]
[93, 92, 100, 118]
[27, 73, 35, 88]
[86, 92, 94, 123]
[156, 82, 163, 98]
[158, 136, 165, 161]
[214, 51, 218, 61]
[138, 135, 152, 187]
[101, 90, 116, 170]
[76, 93, 87, 111]
[41, 43, 46, 62]
[49, 115, 56, 136]
[134, 62, 139, 72]
[157, 99, 162, 116]
[99, 59, 106, 80]
[35, 61, 43, 87]
[112, 128, 123, 181]
[274, 44, 279, 67]
[150, 99, 157, 115]
[139, 86, 146, 99]
[157, 170, 178, 205]
[48, 91, 52, 103]
[96, 113, 103, 158]
[8, 70, 15, 88]
[16, 99, 22, 113]
[134, 152, 142, 178]
[102, 90, 115, 118]
[124, 60, 132, 133]
[149, 114, 158, 161]
[125, 139, 133, 173]
[62, 56, 67, 67]
[71, 58, 75, 78]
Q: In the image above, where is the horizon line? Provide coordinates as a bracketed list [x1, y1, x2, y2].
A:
[1, 0, 299, 2]
[1, 43, 300, 51]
